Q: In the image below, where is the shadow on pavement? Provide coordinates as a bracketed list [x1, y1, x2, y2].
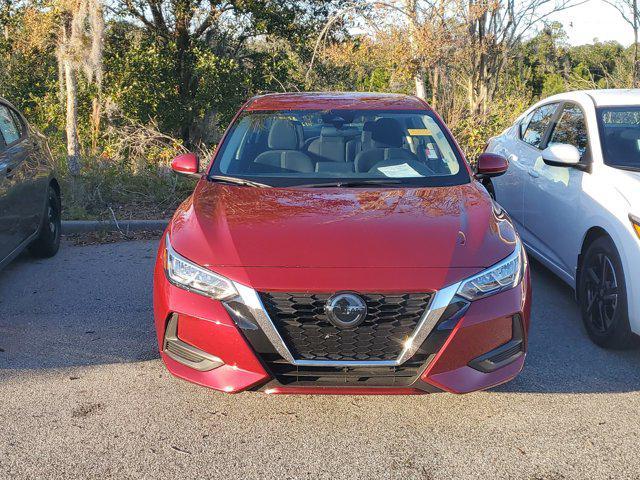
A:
[496, 257, 640, 394]
[1, 241, 639, 393]
[0, 241, 160, 371]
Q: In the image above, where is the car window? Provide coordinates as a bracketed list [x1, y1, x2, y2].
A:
[518, 111, 535, 139]
[0, 105, 21, 145]
[598, 106, 640, 170]
[9, 109, 25, 137]
[522, 103, 558, 148]
[210, 109, 469, 187]
[548, 104, 588, 158]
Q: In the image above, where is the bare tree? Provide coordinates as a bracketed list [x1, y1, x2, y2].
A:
[56, 0, 104, 176]
[404, 0, 456, 106]
[406, 0, 427, 99]
[306, 0, 455, 102]
[604, 0, 640, 86]
[309, 0, 582, 115]
[458, 0, 585, 116]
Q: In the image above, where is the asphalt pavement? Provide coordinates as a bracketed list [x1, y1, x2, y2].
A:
[1, 239, 640, 479]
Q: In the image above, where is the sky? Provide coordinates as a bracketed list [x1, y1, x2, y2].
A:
[354, 1, 634, 47]
[550, 0, 635, 46]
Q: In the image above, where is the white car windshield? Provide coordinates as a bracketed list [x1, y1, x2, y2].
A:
[208, 109, 469, 187]
[599, 106, 640, 171]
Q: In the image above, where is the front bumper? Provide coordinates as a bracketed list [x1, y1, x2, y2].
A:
[153, 244, 531, 395]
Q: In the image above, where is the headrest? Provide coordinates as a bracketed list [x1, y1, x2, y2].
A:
[362, 120, 375, 141]
[370, 118, 404, 148]
[291, 120, 304, 148]
[268, 119, 299, 150]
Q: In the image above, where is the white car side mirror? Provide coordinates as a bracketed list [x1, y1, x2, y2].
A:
[542, 143, 581, 167]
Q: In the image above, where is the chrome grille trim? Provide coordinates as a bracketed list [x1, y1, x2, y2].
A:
[232, 280, 462, 367]
[233, 282, 296, 364]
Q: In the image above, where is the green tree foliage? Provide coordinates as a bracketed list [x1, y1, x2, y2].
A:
[0, 2, 61, 135]
[113, 0, 346, 142]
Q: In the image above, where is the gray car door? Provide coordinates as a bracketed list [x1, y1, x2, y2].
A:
[0, 104, 32, 261]
[0, 125, 18, 261]
[0, 129, 11, 261]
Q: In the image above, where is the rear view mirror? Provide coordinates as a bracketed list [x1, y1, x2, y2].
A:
[476, 153, 509, 178]
[171, 153, 200, 178]
[542, 144, 580, 167]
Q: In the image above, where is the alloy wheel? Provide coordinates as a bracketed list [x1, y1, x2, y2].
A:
[584, 253, 619, 333]
[48, 191, 60, 236]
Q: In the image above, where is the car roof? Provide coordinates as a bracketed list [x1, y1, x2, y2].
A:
[542, 89, 640, 107]
[244, 92, 430, 111]
[582, 88, 640, 107]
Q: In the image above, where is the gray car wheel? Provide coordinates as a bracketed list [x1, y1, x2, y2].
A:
[29, 186, 61, 258]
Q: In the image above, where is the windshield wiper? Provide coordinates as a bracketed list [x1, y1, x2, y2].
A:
[208, 175, 272, 188]
[293, 179, 406, 188]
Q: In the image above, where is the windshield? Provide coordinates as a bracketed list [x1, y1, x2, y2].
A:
[208, 109, 469, 187]
[598, 106, 640, 171]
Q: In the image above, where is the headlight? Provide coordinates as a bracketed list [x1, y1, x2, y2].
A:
[457, 240, 524, 301]
[164, 234, 237, 300]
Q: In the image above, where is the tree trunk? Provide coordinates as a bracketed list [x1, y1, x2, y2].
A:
[406, 0, 427, 100]
[175, 1, 195, 145]
[430, 64, 440, 109]
[64, 60, 81, 176]
[91, 96, 101, 154]
[414, 68, 427, 99]
[176, 40, 194, 144]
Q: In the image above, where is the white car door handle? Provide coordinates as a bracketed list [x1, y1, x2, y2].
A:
[528, 168, 539, 178]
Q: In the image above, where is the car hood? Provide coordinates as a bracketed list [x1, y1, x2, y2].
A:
[168, 181, 516, 274]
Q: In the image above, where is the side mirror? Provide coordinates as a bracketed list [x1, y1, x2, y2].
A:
[171, 153, 200, 178]
[542, 144, 580, 167]
[476, 153, 509, 178]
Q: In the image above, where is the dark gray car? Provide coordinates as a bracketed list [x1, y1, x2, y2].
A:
[0, 97, 61, 270]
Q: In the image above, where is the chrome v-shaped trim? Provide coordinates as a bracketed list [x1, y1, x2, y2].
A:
[232, 281, 461, 368]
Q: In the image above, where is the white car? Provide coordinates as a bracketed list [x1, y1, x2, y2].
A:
[485, 89, 640, 348]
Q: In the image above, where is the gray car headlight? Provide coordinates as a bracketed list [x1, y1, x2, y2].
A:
[457, 240, 525, 301]
[164, 234, 237, 300]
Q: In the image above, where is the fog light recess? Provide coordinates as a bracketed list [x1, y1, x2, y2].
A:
[468, 315, 525, 373]
[163, 314, 224, 371]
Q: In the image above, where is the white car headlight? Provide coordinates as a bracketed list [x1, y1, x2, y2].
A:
[457, 240, 525, 301]
[164, 234, 237, 300]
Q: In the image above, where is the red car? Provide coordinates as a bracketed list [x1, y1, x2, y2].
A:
[153, 92, 531, 395]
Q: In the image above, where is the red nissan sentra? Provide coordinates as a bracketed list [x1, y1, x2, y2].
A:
[153, 92, 531, 394]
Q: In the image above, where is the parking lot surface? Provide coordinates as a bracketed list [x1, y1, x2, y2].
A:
[1, 239, 640, 479]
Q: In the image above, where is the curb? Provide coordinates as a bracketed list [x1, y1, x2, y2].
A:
[62, 219, 169, 234]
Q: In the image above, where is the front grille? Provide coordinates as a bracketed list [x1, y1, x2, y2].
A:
[258, 292, 433, 361]
[262, 353, 430, 387]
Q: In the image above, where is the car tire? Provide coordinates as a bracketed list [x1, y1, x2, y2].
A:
[578, 236, 637, 349]
[29, 185, 61, 258]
